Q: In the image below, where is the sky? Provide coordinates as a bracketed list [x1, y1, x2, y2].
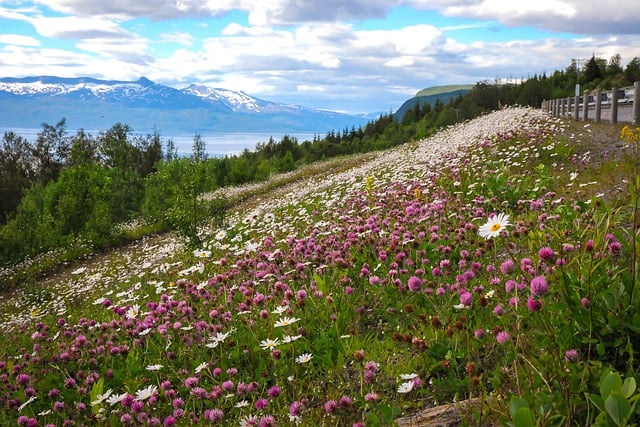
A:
[1, 0, 639, 115]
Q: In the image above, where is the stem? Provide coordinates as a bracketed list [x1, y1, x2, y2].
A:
[631, 136, 638, 305]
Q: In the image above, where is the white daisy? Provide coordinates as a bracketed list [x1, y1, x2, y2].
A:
[146, 364, 163, 371]
[106, 392, 128, 406]
[295, 353, 313, 364]
[235, 399, 249, 408]
[260, 338, 281, 350]
[282, 335, 302, 343]
[134, 385, 157, 401]
[399, 373, 418, 380]
[274, 316, 300, 328]
[478, 213, 511, 240]
[271, 305, 288, 315]
[195, 362, 209, 374]
[125, 304, 140, 319]
[397, 381, 415, 394]
[91, 389, 113, 406]
[193, 249, 211, 258]
[18, 396, 37, 412]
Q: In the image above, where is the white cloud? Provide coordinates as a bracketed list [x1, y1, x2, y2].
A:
[159, 32, 194, 47]
[0, 34, 40, 46]
[411, 0, 640, 35]
[2, 0, 640, 115]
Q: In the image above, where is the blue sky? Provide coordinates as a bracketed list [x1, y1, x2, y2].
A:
[1, 0, 639, 114]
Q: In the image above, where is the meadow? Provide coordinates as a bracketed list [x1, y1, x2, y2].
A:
[0, 106, 638, 426]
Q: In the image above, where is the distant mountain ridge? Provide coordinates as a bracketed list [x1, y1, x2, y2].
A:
[0, 76, 368, 134]
[394, 84, 473, 120]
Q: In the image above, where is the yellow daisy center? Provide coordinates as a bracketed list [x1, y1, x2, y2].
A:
[490, 223, 502, 232]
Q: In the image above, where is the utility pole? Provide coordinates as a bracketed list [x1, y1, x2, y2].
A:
[571, 58, 585, 120]
[572, 58, 584, 96]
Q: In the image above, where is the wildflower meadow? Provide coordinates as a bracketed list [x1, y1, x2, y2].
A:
[1, 107, 639, 426]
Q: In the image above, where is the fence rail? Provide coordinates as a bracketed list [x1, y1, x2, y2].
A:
[541, 81, 640, 125]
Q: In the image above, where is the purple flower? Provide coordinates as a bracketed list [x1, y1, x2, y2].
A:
[16, 374, 30, 386]
[255, 398, 268, 410]
[527, 297, 542, 312]
[289, 400, 305, 416]
[459, 291, 473, 306]
[538, 247, 555, 261]
[338, 395, 353, 408]
[530, 276, 548, 297]
[496, 331, 510, 344]
[324, 399, 338, 413]
[608, 241, 622, 257]
[407, 276, 422, 292]
[267, 385, 281, 399]
[184, 377, 198, 388]
[585, 239, 594, 252]
[564, 349, 579, 363]
[259, 415, 277, 427]
[500, 259, 515, 276]
[204, 408, 223, 422]
[493, 305, 503, 316]
[474, 329, 485, 339]
[365, 392, 380, 401]
[581, 297, 591, 308]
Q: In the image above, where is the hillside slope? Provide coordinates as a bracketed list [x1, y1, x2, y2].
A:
[0, 108, 634, 426]
[394, 84, 473, 120]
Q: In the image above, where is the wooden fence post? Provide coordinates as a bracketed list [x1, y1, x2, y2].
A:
[634, 81, 640, 126]
[573, 95, 579, 120]
[595, 89, 602, 123]
[611, 87, 618, 124]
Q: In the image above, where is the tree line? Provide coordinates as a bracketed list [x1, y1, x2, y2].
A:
[1, 54, 638, 271]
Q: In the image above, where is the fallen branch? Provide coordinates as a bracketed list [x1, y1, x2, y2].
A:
[396, 398, 482, 427]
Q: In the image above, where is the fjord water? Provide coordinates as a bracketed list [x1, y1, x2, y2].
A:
[1, 128, 316, 157]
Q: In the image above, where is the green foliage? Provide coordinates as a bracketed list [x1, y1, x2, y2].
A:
[587, 371, 640, 426]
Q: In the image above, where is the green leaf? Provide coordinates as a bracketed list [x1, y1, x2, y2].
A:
[89, 377, 104, 414]
[365, 411, 380, 427]
[509, 397, 530, 418]
[605, 391, 631, 426]
[601, 371, 623, 401]
[621, 377, 637, 399]
[512, 407, 535, 427]
[588, 393, 606, 413]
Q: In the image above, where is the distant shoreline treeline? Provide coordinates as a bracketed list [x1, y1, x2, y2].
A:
[1, 53, 638, 275]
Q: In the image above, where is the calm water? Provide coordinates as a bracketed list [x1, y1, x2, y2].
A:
[1, 128, 316, 157]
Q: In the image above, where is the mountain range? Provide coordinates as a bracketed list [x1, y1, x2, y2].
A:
[0, 76, 371, 135]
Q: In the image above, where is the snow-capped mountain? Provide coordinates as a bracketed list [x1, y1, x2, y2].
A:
[182, 84, 276, 113]
[0, 76, 366, 133]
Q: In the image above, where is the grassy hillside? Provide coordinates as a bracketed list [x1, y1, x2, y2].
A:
[0, 108, 637, 426]
[394, 85, 473, 121]
[415, 84, 474, 97]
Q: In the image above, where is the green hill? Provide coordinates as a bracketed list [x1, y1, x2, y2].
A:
[394, 84, 473, 120]
[414, 84, 474, 97]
